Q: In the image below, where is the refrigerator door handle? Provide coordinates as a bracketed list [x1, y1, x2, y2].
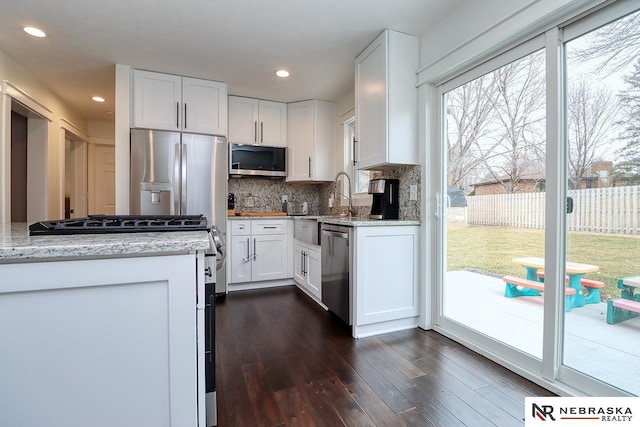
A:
[173, 143, 181, 215]
[181, 143, 187, 215]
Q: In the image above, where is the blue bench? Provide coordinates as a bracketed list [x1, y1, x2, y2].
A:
[502, 275, 576, 312]
[536, 271, 604, 304]
[607, 277, 640, 325]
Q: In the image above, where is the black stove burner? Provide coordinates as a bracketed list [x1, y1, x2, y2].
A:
[29, 215, 209, 235]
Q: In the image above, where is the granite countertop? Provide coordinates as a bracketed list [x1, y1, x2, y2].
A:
[229, 214, 420, 226]
[0, 223, 210, 262]
[316, 216, 420, 227]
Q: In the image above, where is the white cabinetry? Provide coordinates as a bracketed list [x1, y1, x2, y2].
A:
[132, 69, 227, 135]
[355, 29, 418, 169]
[352, 225, 419, 338]
[287, 100, 336, 181]
[229, 219, 289, 284]
[228, 96, 287, 146]
[293, 240, 321, 300]
[0, 254, 201, 427]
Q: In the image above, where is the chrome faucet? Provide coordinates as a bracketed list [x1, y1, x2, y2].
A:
[334, 171, 358, 217]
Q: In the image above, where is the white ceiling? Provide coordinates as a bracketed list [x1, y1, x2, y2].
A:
[0, 0, 464, 122]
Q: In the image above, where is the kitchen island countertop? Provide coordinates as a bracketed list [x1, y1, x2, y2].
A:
[0, 223, 210, 262]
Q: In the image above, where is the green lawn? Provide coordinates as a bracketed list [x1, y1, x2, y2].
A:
[447, 225, 640, 299]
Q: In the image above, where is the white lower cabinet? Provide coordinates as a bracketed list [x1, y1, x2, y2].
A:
[229, 219, 289, 284]
[352, 225, 419, 338]
[293, 240, 321, 300]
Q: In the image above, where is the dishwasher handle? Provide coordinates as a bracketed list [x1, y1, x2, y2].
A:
[321, 229, 349, 239]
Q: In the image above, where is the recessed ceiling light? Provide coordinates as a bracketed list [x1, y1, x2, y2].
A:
[23, 27, 46, 38]
[275, 69, 290, 78]
[91, 96, 106, 103]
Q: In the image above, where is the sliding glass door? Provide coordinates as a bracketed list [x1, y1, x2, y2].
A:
[561, 5, 640, 395]
[440, 44, 547, 360]
[435, 1, 640, 396]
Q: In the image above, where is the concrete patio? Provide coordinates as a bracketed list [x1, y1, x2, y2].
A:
[444, 270, 640, 395]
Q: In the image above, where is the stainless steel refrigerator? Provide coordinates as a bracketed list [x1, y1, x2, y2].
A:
[130, 128, 228, 293]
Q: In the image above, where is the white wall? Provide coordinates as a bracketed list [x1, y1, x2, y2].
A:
[0, 49, 88, 222]
[88, 120, 115, 145]
[418, 0, 606, 84]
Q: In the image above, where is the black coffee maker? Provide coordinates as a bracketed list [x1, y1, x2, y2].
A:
[368, 179, 399, 220]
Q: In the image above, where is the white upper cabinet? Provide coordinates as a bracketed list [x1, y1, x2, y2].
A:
[355, 29, 418, 169]
[181, 77, 227, 135]
[228, 96, 287, 147]
[132, 70, 227, 136]
[287, 100, 335, 182]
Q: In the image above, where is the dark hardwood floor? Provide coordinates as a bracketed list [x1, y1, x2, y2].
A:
[215, 286, 554, 426]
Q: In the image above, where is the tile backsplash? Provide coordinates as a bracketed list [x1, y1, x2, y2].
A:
[228, 164, 421, 220]
[228, 179, 328, 214]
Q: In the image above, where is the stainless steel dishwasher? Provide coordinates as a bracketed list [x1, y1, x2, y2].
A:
[321, 223, 352, 325]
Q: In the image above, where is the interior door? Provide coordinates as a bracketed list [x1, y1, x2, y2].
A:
[89, 144, 116, 215]
[65, 137, 88, 219]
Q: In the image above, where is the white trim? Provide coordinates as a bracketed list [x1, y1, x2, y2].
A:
[541, 26, 566, 383]
[0, 93, 10, 223]
[439, 34, 546, 93]
[60, 118, 88, 141]
[2, 81, 53, 122]
[115, 64, 131, 215]
[339, 106, 355, 122]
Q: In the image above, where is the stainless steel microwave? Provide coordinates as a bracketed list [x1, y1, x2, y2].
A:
[229, 143, 286, 177]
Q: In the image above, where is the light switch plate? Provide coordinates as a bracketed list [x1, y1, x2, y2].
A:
[282, 195, 288, 203]
[410, 185, 418, 201]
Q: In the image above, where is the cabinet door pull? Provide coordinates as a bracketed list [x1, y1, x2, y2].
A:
[184, 103, 187, 129]
[308, 157, 312, 178]
[254, 121, 257, 143]
[301, 251, 305, 276]
[263, 226, 277, 229]
[176, 102, 180, 128]
[253, 238, 257, 261]
[260, 121, 264, 143]
[244, 237, 250, 262]
[353, 137, 357, 166]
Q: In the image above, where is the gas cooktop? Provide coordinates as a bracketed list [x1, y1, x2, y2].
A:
[29, 215, 209, 236]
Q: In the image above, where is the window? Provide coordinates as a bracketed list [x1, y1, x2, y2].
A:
[344, 117, 370, 194]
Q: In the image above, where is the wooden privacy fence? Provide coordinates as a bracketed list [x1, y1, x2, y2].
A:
[466, 185, 640, 235]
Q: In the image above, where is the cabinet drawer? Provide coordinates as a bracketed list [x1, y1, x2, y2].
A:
[251, 220, 288, 235]
[230, 220, 251, 236]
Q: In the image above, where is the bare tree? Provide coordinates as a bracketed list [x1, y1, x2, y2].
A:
[483, 51, 546, 193]
[570, 10, 640, 73]
[567, 79, 619, 188]
[445, 75, 499, 187]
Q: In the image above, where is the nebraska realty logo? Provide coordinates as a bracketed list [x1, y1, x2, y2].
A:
[525, 397, 639, 426]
